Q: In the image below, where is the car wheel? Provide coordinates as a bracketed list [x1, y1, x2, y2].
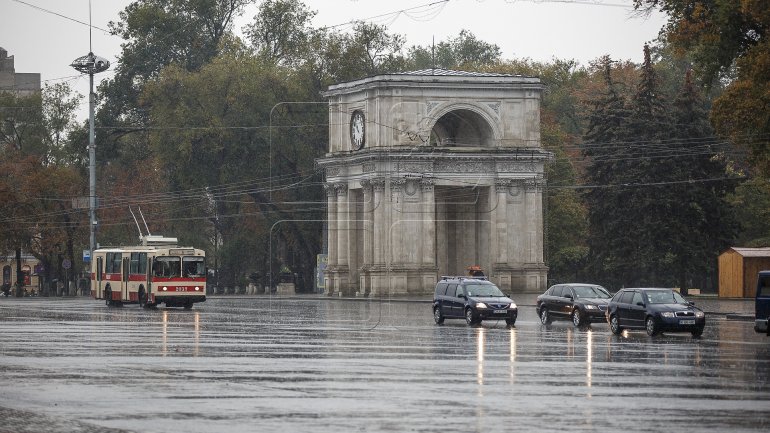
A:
[465, 308, 478, 326]
[610, 315, 622, 335]
[505, 318, 516, 327]
[691, 328, 703, 338]
[540, 308, 551, 325]
[433, 307, 445, 325]
[572, 309, 583, 327]
[645, 316, 658, 336]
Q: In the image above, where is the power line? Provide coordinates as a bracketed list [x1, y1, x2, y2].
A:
[9, 0, 112, 33]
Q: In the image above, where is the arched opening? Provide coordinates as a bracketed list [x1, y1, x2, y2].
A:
[430, 109, 495, 147]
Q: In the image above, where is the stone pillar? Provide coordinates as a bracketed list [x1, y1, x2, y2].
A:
[370, 178, 386, 296]
[360, 179, 374, 296]
[493, 179, 509, 264]
[371, 178, 386, 265]
[324, 184, 337, 295]
[420, 178, 435, 266]
[389, 178, 407, 294]
[335, 183, 349, 294]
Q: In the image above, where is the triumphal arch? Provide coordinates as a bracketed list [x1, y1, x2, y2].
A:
[317, 69, 550, 296]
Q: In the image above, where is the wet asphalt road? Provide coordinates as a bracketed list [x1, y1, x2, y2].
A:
[0, 296, 768, 433]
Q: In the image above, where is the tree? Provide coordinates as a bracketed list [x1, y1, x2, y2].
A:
[634, 0, 770, 176]
[406, 29, 501, 70]
[244, 0, 316, 67]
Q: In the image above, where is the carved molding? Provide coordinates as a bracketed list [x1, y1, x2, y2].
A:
[323, 183, 336, 197]
[362, 162, 376, 173]
[390, 178, 406, 193]
[398, 162, 432, 173]
[334, 183, 348, 196]
[326, 167, 341, 177]
[434, 161, 492, 173]
[370, 178, 386, 192]
[485, 101, 501, 115]
[426, 101, 440, 114]
[404, 179, 419, 196]
[420, 178, 435, 192]
[494, 178, 510, 192]
[498, 162, 537, 173]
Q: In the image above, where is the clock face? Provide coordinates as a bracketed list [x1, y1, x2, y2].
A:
[350, 110, 365, 150]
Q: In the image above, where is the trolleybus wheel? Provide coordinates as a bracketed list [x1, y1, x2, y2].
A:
[183, 301, 193, 310]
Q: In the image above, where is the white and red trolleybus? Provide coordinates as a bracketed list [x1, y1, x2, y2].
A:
[91, 235, 206, 309]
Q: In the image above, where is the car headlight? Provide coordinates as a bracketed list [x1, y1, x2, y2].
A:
[585, 305, 597, 310]
[661, 312, 675, 318]
[695, 311, 704, 318]
[509, 303, 517, 309]
[476, 303, 488, 309]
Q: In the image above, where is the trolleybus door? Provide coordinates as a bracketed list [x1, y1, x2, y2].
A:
[96, 256, 103, 299]
[147, 256, 153, 301]
[122, 257, 130, 301]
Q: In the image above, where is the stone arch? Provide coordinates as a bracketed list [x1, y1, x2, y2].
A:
[427, 104, 500, 147]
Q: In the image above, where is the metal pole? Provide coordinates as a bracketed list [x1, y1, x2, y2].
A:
[89, 71, 96, 257]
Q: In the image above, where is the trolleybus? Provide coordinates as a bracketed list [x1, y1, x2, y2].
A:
[91, 235, 206, 309]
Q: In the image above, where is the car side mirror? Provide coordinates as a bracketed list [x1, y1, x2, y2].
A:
[564, 294, 573, 300]
[688, 301, 695, 306]
[458, 294, 465, 299]
[636, 301, 645, 307]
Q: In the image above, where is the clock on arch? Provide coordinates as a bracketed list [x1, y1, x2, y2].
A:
[350, 110, 365, 150]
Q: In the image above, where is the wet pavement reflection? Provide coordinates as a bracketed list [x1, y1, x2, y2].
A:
[0, 297, 768, 432]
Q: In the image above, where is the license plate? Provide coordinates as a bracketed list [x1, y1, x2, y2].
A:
[494, 309, 506, 314]
[680, 319, 695, 325]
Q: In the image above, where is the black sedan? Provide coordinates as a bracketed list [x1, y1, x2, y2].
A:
[536, 283, 611, 327]
[606, 288, 705, 337]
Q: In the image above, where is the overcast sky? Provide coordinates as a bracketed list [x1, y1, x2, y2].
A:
[1, 0, 667, 121]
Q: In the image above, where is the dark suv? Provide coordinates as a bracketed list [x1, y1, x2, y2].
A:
[433, 277, 517, 326]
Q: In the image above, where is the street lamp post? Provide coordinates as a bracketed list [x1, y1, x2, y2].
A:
[70, 52, 109, 262]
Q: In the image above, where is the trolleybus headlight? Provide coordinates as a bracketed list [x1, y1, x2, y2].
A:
[195, 286, 200, 291]
[162, 286, 168, 291]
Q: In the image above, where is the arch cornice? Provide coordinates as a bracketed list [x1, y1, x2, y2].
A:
[421, 102, 503, 144]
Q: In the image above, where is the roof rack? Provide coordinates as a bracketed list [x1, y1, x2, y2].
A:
[440, 275, 488, 281]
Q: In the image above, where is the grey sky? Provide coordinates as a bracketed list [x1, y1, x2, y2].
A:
[1, 0, 666, 121]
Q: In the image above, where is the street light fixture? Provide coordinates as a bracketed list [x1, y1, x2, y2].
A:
[70, 51, 109, 263]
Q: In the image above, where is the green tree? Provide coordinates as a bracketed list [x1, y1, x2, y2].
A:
[634, 0, 770, 176]
[244, 0, 316, 67]
[406, 29, 501, 69]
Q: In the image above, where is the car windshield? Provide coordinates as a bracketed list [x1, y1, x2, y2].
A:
[573, 286, 610, 299]
[465, 284, 504, 297]
[646, 290, 687, 304]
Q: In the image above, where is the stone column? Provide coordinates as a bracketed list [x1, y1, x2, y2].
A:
[335, 183, 349, 294]
[389, 178, 406, 264]
[420, 178, 435, 266]
[534, 177, 545, 263]
[360, 179, 374, 267]
[493, 179, 509, 264]
[509, 179, 525, 265]
[524, 177, 538, 264]
[371, 178, 386, 265]
[324, 183, 337, 295]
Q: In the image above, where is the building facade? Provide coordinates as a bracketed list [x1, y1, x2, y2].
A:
[317, 69, 550, 296]
[0, 47, 41, 96]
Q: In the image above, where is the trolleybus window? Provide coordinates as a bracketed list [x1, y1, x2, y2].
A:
[129, 252, 147, 274]
[106, 253, 122, 274]
[182, 257, 205, 278]
[153, 257, 181, 278]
